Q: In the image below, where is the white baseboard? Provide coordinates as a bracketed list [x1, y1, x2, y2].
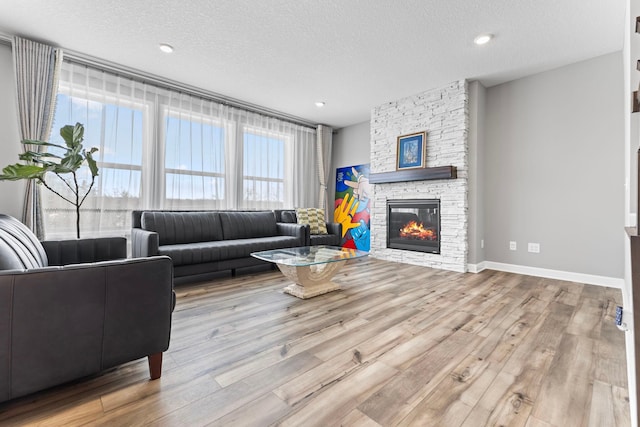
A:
[473, 261, 624, 289]
[467, 262, 486, 273]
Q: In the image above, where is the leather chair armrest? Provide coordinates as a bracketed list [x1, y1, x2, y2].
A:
[97, 256, 174, 368]
[42, 237, 127, 266]
[326, 222, 342, 238]
[276, 222, 307, 246]
[131, 228, 160, 257]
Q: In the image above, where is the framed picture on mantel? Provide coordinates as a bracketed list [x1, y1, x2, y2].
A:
[396, 131, 426, 170]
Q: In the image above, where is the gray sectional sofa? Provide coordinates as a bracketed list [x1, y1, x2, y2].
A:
[131, 210, 306, 283]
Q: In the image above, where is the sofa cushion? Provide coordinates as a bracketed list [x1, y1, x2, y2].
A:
[158, 241, 224, 266]
[281, 211, 297, 223]
[310, 233, 341, 246]
[159, 235, 300, 265]
[141, 211, 223, 246]
[0, 214, 48, 270]
[216, 236, 301, 259]
[296, 208, 328, 235]
[219, 211, 278, 240]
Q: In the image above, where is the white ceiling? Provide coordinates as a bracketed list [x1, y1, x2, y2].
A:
[0, 0, 626, 129]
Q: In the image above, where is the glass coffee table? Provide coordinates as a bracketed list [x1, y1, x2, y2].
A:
[251, 245, 369, 299]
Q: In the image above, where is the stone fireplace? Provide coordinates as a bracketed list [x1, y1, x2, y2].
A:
[369, 80, 469, 272]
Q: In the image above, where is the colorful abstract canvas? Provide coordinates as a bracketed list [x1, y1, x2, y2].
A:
[334, 164, 371, 251]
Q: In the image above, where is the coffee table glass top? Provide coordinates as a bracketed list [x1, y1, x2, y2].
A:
[251, 245, 368, 267]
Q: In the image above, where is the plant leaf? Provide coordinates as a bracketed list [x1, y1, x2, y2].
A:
[20, 151, 62, 160]
[60, 123, 84, 149]
[21, 139, 67, 150]
[84, 150, 99, 177]
[0, 163, 47, 181]
[58, 154, 83, 172]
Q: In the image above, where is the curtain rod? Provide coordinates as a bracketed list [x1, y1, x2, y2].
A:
[0, 32, 318, 130]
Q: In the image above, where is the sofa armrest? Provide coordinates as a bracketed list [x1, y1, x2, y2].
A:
[98, 256, 174, 369]
[132, 227, 160, 257]
[326, 222, 342, 238]
[276, 222, 306, 246]
[42, 237, 127, 266]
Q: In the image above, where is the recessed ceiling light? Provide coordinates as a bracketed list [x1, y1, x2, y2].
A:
[473, 34, 493, 45]
[159, 43, 174, 53]
[315, 101, 326, 108]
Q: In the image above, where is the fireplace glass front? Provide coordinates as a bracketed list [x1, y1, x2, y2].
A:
[387, 199, 440, 254]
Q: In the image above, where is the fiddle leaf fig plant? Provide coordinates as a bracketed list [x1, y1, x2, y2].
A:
[0, 123, 99, 238]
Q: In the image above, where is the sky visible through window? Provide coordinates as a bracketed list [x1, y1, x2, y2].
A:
[51, 93, 143, 198]
[50, 96, 286, 203]
[243, 131, 285, 202]
[164, 113, 225, 201]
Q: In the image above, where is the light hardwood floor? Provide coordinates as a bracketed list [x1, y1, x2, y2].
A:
[0, 258, 630, 426]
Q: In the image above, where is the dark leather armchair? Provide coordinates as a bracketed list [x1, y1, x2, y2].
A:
[0, 214, 174, 403]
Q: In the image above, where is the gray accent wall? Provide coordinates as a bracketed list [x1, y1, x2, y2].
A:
[330, 121, 371, 205]
[0, 43, 23, 219]
[468, 81, 486, 266]
[485, 52, 624, 278]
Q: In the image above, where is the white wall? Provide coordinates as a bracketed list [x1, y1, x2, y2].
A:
[485, 52, 624, 280]
[330, 121, 370, 204]
[0, 42, 24, 219]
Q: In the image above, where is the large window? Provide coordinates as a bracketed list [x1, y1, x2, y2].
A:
[41, 61, 318, 239]
[164, 111, 226, 208]
[43, 93, 145, 238]
[242, 128, 287, 208]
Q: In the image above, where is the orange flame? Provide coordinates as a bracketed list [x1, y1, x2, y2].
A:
[399, 220, 437, 240]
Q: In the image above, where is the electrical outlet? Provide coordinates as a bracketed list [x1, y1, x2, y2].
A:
[616, 306, 623, 326]
[528, 243, 540, 253]
[481, 239, 484, 249]
[509, 241, 516, 251]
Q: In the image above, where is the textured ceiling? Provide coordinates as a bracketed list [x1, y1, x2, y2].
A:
[0, 0, 626, 128]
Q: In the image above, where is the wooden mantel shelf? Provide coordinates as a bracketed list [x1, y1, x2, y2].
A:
[369, 166, 457, 184]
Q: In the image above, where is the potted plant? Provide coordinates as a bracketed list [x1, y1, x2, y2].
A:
[0, 123, 99, 238]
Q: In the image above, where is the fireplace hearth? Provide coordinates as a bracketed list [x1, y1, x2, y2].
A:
[387, 199, 440, 254]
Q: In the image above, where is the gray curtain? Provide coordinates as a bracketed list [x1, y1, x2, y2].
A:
[12, 36, 63, 239]
[316, 125, 333, 219]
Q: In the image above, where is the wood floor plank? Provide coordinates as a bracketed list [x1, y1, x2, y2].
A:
[613, 385, 632, 427]
[273, 320, 417, 407]
[276, 361, 398, 427]
[589, 380, 618, 427]
[205, 392, 290, 427]
[459, 370, 521, 427]
[340, 409, 384, 427]
[89, 371, 223, 425]
[525, 415, 554, 427]
[358, 329, 482, 425]
[566, 295, 606, 339]
[0, 259, 629, 426]
[596, 318, 628, 388]
[1, 398, 104, 427]
[531, 333, 597, 427]
[377, 311, 476, 371]
[394, 353, 493, 426]
[472, 309, 542, 365]
[151, 351, 323, 426]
